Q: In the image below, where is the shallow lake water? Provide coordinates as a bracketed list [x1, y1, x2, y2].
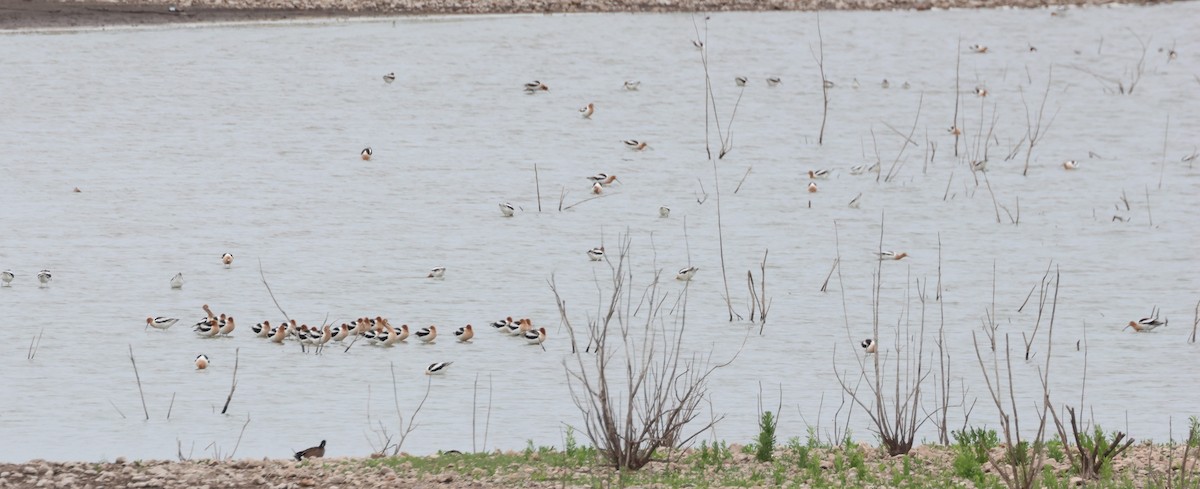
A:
[1, 4, 1198, 462]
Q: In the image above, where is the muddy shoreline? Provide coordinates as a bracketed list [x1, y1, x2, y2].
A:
[0, 0, 1172, 30]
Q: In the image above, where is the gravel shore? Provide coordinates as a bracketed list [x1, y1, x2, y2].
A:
[0, 0, 1171, 30]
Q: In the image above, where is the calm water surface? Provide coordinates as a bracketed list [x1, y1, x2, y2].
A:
[1, 4, 1198, 462]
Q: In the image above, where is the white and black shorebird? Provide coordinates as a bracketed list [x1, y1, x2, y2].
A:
[221, 253, 234, 268]
[426, 362, 452, 375]
[659, 206, 670, 218]
[1062, 160, 1079, 170]
[146, 316, 179, 331]
[454, 325, 474, 342]
[415, 325, 437, 343]
[195, 354, 209, 370]
[523, 80, 549, 93]
[587, 246, 605, 261]
[861, 339, 878, 354]
[767, 77, 781, 87]
[623, 139, 648, 151]
[1126, 307, 1168, 333]
[1, 270, 13, 286]
[499, 202, 515, 217]
[37, 270, 51, 287]
[427, 267, 445, 279]
[623, 80, 641, 91]
[735, 76, 748, 87]
[383, 72, 396, 84]
[170, 272, 184, 289]
[360, 147, 373, 161]
[579, 102, 595, 119]
[848, 193, 863, 209]
[676, 266, 698, 281]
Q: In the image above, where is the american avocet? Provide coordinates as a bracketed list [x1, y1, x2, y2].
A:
[455, 324, 474, 342]
[902, 81, 911, 89]
[623, 140, 648, 151]
[969, 44, 988, 54]
[491, 317, 513, 332]
[852, 78, 861, 89]
[1125, 308, 1168, 332]
[691, 40, 703, 49]
[767, 77, 782, 87]
[592, 182, 603, 194]
[294, 440, 325, 461]
[500, 202, 515, 217]
[383, 72, 396, 84]
[878, 251, 909, 260]
[523, 81, 549, 93]
[624, 80, 641, 91]
[849, 193, 862, 209]
[395, 324, 410, 342]
[253, 320, 272, 338]
[361, 147, 373, 161]
[579, 103, 595, 119]
[587, 246, 605, 261]
[218, 317, 236, 336]
[659, 206, 670, 218]
[146, 317, 179, 331]
[416, 325, 437, 343]
[823, 79, 835, 89]
[202, 304, 215, 321]
[881, 79, 890, 89]
[193, 318, 215, 336]
[508, 318, 533, 336]
[807, 182, 819, 193]
[861, 339, 878, 354]
[426, 362, 452, 375]
[378, 323, 398, 346]
[37, 270, 51, 287]
[524, 327, 547, 345]
[317, 325, 333, 346]
[849, 165, 867, 175]
[170, 272, 183, 289]
[1062, 160, 1079, 170]
[735, 76, 748, 87]
[428, 267, 446, 279]
[270, 321, 288, 343]
[588, 174, 619, 186]
[195, 354, 209, 370]
[808, 169, 831, 180]
[970, 160, 988, 172]
[2, 270, 13, 286]
[208, 315, 224, 337]
[676, 266, 698, 281]
[975, 86, 988, 97]
[221, 253, 233, 268]
[948, 126, 962, 136]
[331, 322, 350, 341]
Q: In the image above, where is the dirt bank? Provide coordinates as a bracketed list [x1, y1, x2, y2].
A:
[0, 0, 1173, 30]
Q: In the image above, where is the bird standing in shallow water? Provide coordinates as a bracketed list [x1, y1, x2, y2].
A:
[579, 102, 595, 119]
[587, 246, 605, 261]
[1, 270, 13, 286]
[676, 266, 698, 281]
[455, 325, 474, 342]
[878, 251, 909, 260]
[295, 440, 325, 461]
[383, 72, 396, 84]
[416, 325, 438, 343]
[170, 273, 183, 289]
[524, 81, 549, 93]
[427, 267, 446, 279]
[861, 339, 878, 354]
[592, 182, 603, 194]
[221, 253, 233, 268]
[807, 182, 819, 193]
[195, 354, 209, 369]
[525, 327, 547, 346]
[659, 206, 670, 218]
[499, 202, 515, 217]
[426, 362, 452, 375]
[623, 80, 641, 91]
[37, 270, 51, 287]
[1125, 308, 1167, 332]
[147, 317, 179, 331]
[848, 193, 862, 209]
[735, 76, 748, 87]
[767, 77, 781, 87]
[623, 140, 648, 151]
[1062, 160, 1079, 170]
[969, 44, 988, 53]
[360, 147, 373, 161]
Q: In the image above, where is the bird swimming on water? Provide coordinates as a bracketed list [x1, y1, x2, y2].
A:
[623, 140, 648, 151]
[676, 266, 698, 281]
[37, 270, 51, 287]
[195, 354, 209, 370]
[735, 76, 748, 87]
[427, 267, 446, 279]
[383, 72, 396, 84]
[170, 272, 183, 289]
[623, 80, 641, 91]
[1, 270, 13, 286]
[360, 147, 373, 161]
[579, 103, 595, 119]
[524, 81, 549, 93]
[221, 253, 233, 268]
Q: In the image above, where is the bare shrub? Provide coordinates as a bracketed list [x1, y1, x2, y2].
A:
[553, 234, 739, 470]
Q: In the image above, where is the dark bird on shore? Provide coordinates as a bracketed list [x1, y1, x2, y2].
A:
[295, 440, 326, 461]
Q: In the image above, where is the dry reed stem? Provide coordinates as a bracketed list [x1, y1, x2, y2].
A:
[220, 348, 239, 415]
[128, 344, 150, 420]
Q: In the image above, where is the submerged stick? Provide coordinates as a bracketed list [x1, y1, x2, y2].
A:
[129, 345, 150, 420]
[220, 348, 240, 415]
[534, 164, 543, 212]
[166, 392, 176, 420]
